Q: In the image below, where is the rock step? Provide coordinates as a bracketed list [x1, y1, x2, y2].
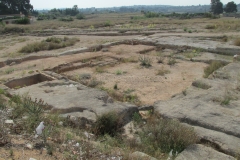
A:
[175, 144, 236, 160]
[183, 123, 240, 157]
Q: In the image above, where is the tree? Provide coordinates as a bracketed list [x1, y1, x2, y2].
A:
[211, 0, 223, 14]
[0, 0, 33, 15]
[224, 1, 237, 13]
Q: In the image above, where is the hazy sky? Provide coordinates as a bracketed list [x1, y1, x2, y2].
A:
[31, 0, 240, 9]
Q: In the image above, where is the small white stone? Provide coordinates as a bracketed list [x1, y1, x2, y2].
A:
[26, 143, 33, 150]
[29, 158, 37, 160]
[5, 120, 14, 124]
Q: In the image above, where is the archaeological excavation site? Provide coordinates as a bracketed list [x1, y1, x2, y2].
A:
[0, 11, 240, 160]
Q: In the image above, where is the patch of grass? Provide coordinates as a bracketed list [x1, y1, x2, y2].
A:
[139, 55, 152, 68]
[115, 48, 124, 55]
[183, 51, 199, 59]
[106, 89, 140, 105]
[59, 17, 74, 22]
[95, 66, 106, 73]
[221, 96, 231, 105]
[156, 66, 170, 76]
[132, 112, 143, 124]
[5, 68, 14, 74]
[183, 27, 187, 32]
[204, 61, 227, 78]
[115, 70, 123, 75]
[87, 78, 103, 88]
[234, 38, 240, 46]
[192, 80, 211, 89]
[19, 37, 79, 53]
[120, 57, 138, 63]
[167, 57, 177, 66]
[205, 24, 216, 29]
[156, 56, 165, 64]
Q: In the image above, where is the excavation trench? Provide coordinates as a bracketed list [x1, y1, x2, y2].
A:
[4, 73, 54, 89]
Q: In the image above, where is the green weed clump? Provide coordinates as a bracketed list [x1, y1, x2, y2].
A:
[19, 37, 79, 53]
[204, 61, 227, 78]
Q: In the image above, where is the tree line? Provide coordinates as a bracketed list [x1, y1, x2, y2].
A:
[211, 0, 238, 14]
[0, 0, 238, 16]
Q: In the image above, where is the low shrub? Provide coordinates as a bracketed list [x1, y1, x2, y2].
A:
[204, 61, 227, 78]
[104, 20, 111, 27]
[92, 111, 123, 137]
[1, 26, 25, 34]
[59, 17, 74, 22]
[19, 37, 79, 53]
[76, 13, 85, 20]
[14, 17, 30, 24]
[9, 95, 45, 132]
[139, 114, 198, 154]
[95, 67, 106, 73]
[139, 55, 152, 68]
[205, 24, 216, 29]
[234, 38, 240, 46]
[168, 57, 177, 66]
[156, 67, 170, 76]
[156, 56, 165, 64]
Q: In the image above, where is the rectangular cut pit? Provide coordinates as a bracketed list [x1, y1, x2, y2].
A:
[5, 73, 54, 89]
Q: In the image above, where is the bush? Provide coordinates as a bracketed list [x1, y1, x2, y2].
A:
[19, 37, 79, 53]
[1, 27, 25, 34]
[14, 17, 30, 24]
[76, 13, 85, 20]
[139, 114, 198, 154]
[104, 20, 111, 27]
[59, 17, 74, 22]
[234, 38, 240, 46]
[205, 25, 216, 29]
[9, 95, 45, 132]
[92, 111, 123, 137]
[139, 55, 152, 68]
[156, 56, 165, 64]
[156, 67, 170, 76]
[204, 61, 227, 78]
[144, 12, 159, 18]
[168, 57, 177, 66]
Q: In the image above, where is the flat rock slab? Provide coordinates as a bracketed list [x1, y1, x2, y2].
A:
[136, 36, 240, 55]
[12, 78, 138, 124]
[154, 63, 240, 156]
[175, 144, 236, 160]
